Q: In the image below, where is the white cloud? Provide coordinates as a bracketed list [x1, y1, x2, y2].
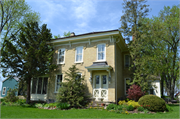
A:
[71, 0, 97, 28]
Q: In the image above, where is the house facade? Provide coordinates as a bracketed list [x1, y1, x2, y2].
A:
[1, 77, 19, 97]
[30, 29, 161, 103]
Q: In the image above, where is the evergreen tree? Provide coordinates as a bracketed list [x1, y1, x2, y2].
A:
[119, 0, 150, 91]
[56, 65, 88, 108]
[1, 22, 56, 103]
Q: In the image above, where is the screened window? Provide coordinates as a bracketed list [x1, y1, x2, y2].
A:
[125, 55, 130, 67]
[55, 75, 62, 92]
[75, 46, 83, 62]
[97, 44, 105, 61]
[31, 77, 48, 94]
[58, 48, 65, 64]
[2, 87, 6, 95]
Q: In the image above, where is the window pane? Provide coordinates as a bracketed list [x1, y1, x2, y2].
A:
[125, 55, 129, 67]
[96, 75, 99, 84]
[102, 75, 107, 84]
[42, 77, 48, 94]
[56, 75, 62, 92]
[98, 44, 105, 60]
[126, 79, 132, 93]
[37, 78, 42, 94]
[59, 56, 64, 62]
[2, 87, 6, 95]
[32, 78, 37, 94]
[76, 47, 82, 62]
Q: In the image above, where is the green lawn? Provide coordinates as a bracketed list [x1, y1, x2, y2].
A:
[1, 104, 179, 118]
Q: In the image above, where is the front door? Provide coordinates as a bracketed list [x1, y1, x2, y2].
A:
[93, 74, 108, 101]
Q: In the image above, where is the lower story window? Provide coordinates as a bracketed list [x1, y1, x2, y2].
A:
[2, 87, 6, 95]
[55, 74, 62, 93]
[31, 77, 48, 94]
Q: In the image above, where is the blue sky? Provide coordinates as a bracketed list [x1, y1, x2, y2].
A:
[0, 0, 179, 90]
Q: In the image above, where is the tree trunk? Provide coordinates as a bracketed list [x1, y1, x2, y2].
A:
[26, 78, 31, 104]
[160, 77, 164, 97]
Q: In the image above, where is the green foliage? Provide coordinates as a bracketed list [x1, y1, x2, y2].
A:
[137, 106, 145, 111]
[16, 99, 26, 105]
[56, 65, 88, 108]
[106, 104, 117, 110]
[35, 103, 43, 108]
[3, 88, 19, 102]
[166, 104, 173, 112]
[126, 100, 140, 108]
[0, 0, 40, 41]
[56, 102, 70, 109]
[138, 95, 166, 112]
[1, 22, 57, 103]
[126, 105, 134, 111]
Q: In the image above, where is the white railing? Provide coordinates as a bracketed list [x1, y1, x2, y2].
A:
[93, 88, 108, 101]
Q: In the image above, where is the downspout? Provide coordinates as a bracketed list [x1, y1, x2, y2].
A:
[115, 37, 117, 104]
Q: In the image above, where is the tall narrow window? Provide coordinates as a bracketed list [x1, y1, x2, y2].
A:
[97, 44, 105, 61]
[58, 48, 65, 64]
[32, 78, 37, 94]
[125, 55, 130, 67]
[37, 77, 42, 94]
[2, 87, 6, 95]
[75, 46, 83, 62]
[42, 77, 48, 94]
[55, 75, 62, 92]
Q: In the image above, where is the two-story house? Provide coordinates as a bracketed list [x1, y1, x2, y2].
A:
[30, 29, 161, 103]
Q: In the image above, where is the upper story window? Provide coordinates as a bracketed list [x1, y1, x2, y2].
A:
[57, 48, 65, 64]
[124, 54, 130, 67]
[55, 74, 62, 93]
[97, 44, 106, 61]
[75, 46, 83, 63]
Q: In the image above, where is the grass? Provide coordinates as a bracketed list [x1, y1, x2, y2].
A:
[1, 104, 179, 118]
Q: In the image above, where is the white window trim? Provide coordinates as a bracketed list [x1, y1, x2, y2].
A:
[57, 48, 65, 64]
[31, 77, 48, 95]
[124, 78, 131, 95]
[97, 43, 106, 61]
[54, 74, 63, 93]
[75, 46, 83, 63]
[124, 54, 130, 68]
[2, 87, 6, 95]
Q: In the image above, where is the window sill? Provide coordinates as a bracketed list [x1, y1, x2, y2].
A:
[95, 60, 106, 62]
[54, 92, 59, 94]
[57, 63, 65, 65]
[74, 61, 83, 64]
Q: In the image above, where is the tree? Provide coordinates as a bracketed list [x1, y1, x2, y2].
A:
[1, 22, 56, 103]
[56, 65, 88, 108]
[53, 31, 71, 39]
[0, 0, 40, 41]
[131, 5, 179, 99]
[119, 0, 150, 91]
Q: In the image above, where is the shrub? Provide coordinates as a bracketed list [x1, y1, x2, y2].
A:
[3, 88, 19, 102]
[137, 106, 145, 111]
[115, 105, 123, 110]
[127, 100, 140, 108]
[16, 99, 26, 105]
[35, 103, 43, 108]
[127, 84, 145, 101]
[106, 104, 117, 110]
[138, 95, 166, 112]
[126, 105, 134, 111]
[166, 104, 173, 112]
[118, 100, 126, 105]
[56, 102, 70, 109]
[56, 65, 88, 108]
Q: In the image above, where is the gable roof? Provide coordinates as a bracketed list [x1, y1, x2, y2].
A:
[2, 77, 19, 83]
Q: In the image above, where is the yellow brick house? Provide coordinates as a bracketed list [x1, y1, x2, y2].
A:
[30, 29, 161, 103]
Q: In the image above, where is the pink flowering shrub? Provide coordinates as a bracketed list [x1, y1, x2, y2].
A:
[126, 84, 145, 101]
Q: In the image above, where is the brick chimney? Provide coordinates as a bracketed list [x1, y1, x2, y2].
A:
[70, 32, 75, 36]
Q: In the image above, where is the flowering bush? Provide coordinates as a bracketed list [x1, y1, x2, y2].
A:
[118, 100, 126, 105]
[126, 100, 140, 108]
[127, 84, 145, 101]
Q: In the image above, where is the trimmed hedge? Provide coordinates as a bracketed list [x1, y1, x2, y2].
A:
[138, 95, 166, 112]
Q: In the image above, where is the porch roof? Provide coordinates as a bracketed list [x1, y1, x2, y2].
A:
[85, 61, 112, 71]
